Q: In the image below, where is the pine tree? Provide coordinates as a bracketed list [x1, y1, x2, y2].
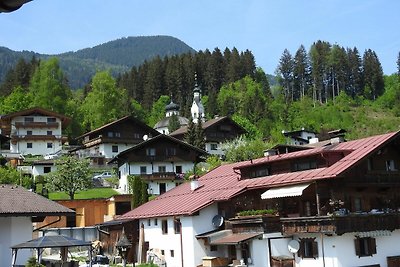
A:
[168, 113, 181, 133]
[184, 119, 196, 146]
[362, 49, 384, 100]
[293, 45, 310, 100]
[397, 51, 400, 78]
[194, 118, 205, 150]
[276, 49, 294, 102]
[346, 47, 363, 98]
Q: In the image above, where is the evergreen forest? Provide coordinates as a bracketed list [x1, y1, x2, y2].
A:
[0, 38, 400, 150]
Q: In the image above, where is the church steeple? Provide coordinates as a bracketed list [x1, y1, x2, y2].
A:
[191, 73, 205, 123]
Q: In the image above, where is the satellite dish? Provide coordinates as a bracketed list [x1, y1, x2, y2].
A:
[143, 135, 148, 141]
[288, 240, 300, 253]
[211, 215, 224, 228]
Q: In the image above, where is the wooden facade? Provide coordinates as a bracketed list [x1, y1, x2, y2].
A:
[219, 134, 400, 237]
[39, 195, 132, 228]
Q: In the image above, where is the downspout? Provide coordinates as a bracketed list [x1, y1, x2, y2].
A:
[179, 220, 184, 267]
[321, 233, 326, 267]
[33, 216, 62, 232]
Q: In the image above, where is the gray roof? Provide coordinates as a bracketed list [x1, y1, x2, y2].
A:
[0, 184, 74, 217]
[154, 116, 189, 129]
[11, 235, 91, 249]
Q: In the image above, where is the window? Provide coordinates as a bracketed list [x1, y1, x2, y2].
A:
[166, 147, 176, 156]
[66, 208, 76, 227]
[159, 183, 166, 194]
[170, 250, 174, 257]
[293, 161, 317, 172]
[112, 145, 118, 153]
[47, 131, 52, 136]
[175, 165, 182, 174]
[140, 166, 147, 174]
[115, 132, 121, 137]
[133, 133, 140, 139]
[147, 219, 151, 226]
[161, 250, 165, 256]
[27, 130, 32, 135]
[107, 132, 114, 137]
[298, 238, 318, 259]
[355, 237, 377, 257]
[210, 143, 218, 150]
[146, 148, 156, 156]
[154, 219, 158, 226]
[386, 160, 396, 171]
[251, 168, 270, 178]
[47, 143, 53, 148]
[44, 167, 51, 173]
[47, 117, 56, 123]
[162, 220, 168, 234]
[174, 218, 181, 234]
[25, 117, 34, 122]
[210, 245, 218, 252]
[27, 143, 33, 148]
[158, 166, 166, 173]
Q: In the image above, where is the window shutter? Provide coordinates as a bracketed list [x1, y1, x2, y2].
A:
[298, 239, 305, 259]
[369, 237, 377, 255]
[354, 238, 361, 257]
[312, 240, 319, 259]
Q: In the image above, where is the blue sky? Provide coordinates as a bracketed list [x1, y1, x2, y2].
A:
[1, 0, 399, 75]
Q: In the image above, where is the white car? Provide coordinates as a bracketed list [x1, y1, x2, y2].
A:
[93, 172, 113, 179]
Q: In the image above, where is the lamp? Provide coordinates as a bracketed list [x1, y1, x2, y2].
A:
[116, 227, 132, 267]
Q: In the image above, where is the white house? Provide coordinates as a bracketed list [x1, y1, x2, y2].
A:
[110, 134, 207, 194]
[0, 184, 74, 266]
[116, 130, 400, 267]
[0, 107, 70, 156]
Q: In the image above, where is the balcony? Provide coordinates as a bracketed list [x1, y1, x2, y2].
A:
[11, 134, 68, 144]
[140, 172, 184, 181]
[281, 212, 400, 235]
[15, 121, 59, 129]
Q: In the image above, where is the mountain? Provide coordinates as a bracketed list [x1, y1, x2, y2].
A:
[0, 35, 195, 89]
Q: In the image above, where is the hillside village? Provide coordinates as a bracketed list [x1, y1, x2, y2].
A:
[1, 70, 400, 267]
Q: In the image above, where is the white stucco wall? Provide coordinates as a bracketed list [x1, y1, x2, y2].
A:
[286, 230, 400, 267]
[118, 161, 194, 194]
[32, 165, 57, 177]
[99, 143, 134, 160]
[0, 217, 33, 266]
[10, 115, 63, 156]
[205, 142, 224, 157]
[141, 204, 219, 267]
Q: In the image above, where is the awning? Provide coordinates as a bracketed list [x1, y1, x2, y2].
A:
[197, 230, 262, 245]
[211, 232, 263, 245]
[261, 183, 311, 199]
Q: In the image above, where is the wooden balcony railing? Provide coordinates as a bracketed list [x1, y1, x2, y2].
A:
[281, 212, 400, 235]
[15, 122, 59, 128]
[140, 172, 185, 181]
[226, 212, 400, 236]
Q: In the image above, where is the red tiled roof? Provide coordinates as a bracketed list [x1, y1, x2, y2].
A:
[118, 131, 400, 220]
[0, 185, 74, 217]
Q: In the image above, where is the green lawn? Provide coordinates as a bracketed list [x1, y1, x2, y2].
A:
[49, 188, 120, 200]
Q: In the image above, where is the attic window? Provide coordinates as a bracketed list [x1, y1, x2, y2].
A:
[25, 117, 34, 122]
[47, 117, 56, 123]
[250, 167, 270, 178]
[293, 161, 317, 172]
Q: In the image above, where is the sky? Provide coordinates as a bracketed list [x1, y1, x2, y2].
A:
[1, 0, 400, 75]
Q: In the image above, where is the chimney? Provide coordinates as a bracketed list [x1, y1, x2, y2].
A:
[264, 149, 277, 157]
[189, 175, 200, 191]
[330, 136, 344, 144]
[309, 137, 319, 144]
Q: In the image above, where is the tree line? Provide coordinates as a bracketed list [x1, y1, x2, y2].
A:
[0, 41, 399, 144]
[276, 40, 386, 103]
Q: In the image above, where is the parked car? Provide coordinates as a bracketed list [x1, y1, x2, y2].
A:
[93, 172, 113, 179]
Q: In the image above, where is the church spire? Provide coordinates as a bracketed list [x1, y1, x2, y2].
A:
[191, 73, 205, 123]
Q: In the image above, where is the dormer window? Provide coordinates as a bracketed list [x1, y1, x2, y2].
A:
[250, 167, 270, 178]
[293, 161, 317, 172]
[47, 117, 56, 123]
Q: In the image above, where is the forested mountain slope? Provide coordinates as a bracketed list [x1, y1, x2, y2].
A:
[0, 35, 195, 88]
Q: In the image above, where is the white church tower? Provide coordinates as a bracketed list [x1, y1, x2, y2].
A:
[190, 74, 205, 123]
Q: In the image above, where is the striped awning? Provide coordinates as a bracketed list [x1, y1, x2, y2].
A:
[261, 183, 311, 199]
